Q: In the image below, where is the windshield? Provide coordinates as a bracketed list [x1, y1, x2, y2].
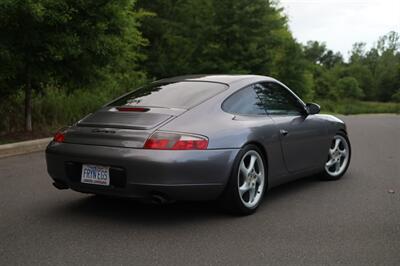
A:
[109, 81, 228, 109]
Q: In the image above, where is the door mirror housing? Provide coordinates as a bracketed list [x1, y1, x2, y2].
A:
[306, 103, 320, 115]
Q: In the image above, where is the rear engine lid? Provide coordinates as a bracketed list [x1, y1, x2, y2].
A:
[65, 107, 184, 148]
[64, 126, 152, 148]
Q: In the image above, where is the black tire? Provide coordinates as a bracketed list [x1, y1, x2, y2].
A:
[320, 132, 351, 181]
[219, 144, 267, 215]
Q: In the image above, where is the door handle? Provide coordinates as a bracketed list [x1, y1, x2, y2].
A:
[280, 129, 289, 136]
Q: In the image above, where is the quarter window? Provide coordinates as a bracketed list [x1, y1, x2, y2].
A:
[254, 82, 305, 115]
[222, 85, 266, 115]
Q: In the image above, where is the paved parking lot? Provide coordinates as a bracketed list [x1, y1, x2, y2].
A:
[0, 114, 399, 265]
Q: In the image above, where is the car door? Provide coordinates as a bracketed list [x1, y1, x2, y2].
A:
[222, 84, 288, 181]
[254, 82, 329, 173]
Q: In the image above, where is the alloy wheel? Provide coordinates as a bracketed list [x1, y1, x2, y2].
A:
[325, 135, 350, 177]
[237, 150, 265, 208]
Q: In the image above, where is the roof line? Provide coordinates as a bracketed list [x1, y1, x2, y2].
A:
[153, 78, 230, 86]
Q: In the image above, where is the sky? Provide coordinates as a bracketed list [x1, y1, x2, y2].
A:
[278, 0, 400, 58]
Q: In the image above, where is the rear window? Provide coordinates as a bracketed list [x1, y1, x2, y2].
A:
[109, 81, 228, 109]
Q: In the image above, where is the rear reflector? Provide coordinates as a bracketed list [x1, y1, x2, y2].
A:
[144, 132, 208, 150]
[116, 106, 149, 112]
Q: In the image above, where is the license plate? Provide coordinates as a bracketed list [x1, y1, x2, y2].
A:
[81, 164, 110, 186]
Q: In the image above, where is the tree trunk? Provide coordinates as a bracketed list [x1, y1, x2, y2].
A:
[24, 85, 33, 132]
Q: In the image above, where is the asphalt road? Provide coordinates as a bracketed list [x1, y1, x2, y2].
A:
[0, 115, 399, 266]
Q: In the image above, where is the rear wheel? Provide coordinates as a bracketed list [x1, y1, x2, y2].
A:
[220, 145, 267, 215]
[320, 133, 351, 180]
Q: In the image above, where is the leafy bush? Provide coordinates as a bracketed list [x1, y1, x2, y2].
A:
[336, 77, 365, 99]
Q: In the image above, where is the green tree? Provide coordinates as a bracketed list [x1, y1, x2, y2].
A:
[272, 39, 314, 99]
[392, 89, 400, 102]
[313, 67, 337, 99]
[202, 0, 290, 75]
[0, 0, 145, 131]
[347, 32, 400, 102]
[136, 0, 213, 77]
[349, 42, 367, 64]
[345, 64, 374, 100]
[303, 41, 327, 65]
[320, 50, 343, 69]
[374, 33, 400, 101]
[302, 41, 343, 100]
[336, 77, 364, 99]
[303, 41, 343, 68]
[137, 0, 313, 97]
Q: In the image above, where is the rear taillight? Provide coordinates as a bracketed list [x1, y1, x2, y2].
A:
[53, 128, 68, 143]
[144, 132, 208, 150]
[53, 132, 65, 143]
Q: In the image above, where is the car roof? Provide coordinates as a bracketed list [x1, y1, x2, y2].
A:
[154, 74, 275, 85]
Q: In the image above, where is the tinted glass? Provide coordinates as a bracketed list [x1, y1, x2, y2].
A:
[255, 82, 305, 115]
[222, 85, 266, 115]
[109, 81, 228, 109]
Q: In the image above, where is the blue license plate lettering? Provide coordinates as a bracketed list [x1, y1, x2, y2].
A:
[81, 164, 110, 186]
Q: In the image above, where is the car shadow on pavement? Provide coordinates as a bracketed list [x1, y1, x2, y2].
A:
[266, 175, 320, 198]
[45, 175, 324, 225]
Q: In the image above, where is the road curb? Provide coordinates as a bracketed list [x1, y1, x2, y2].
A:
[0, 138, 52, 159]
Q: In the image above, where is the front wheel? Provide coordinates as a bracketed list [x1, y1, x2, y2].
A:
[320, 133, 351, 180]
[220, 145, 267, 215]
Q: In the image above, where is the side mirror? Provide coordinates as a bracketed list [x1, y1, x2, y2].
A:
[306, 103, 320, 115]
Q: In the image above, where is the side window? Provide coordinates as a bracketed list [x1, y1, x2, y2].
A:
[254, 82, 305, 115]
[222, 85, 266, 115]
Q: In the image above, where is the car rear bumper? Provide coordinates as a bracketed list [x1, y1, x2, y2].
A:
[46, 142, 239, 200]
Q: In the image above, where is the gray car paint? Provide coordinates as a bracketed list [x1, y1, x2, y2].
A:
[46, 74, 347, 200]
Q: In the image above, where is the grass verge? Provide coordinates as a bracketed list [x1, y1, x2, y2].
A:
[318, 99, 400, 115]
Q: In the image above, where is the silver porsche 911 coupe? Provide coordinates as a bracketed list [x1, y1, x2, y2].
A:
[46, 75, 351, 214]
